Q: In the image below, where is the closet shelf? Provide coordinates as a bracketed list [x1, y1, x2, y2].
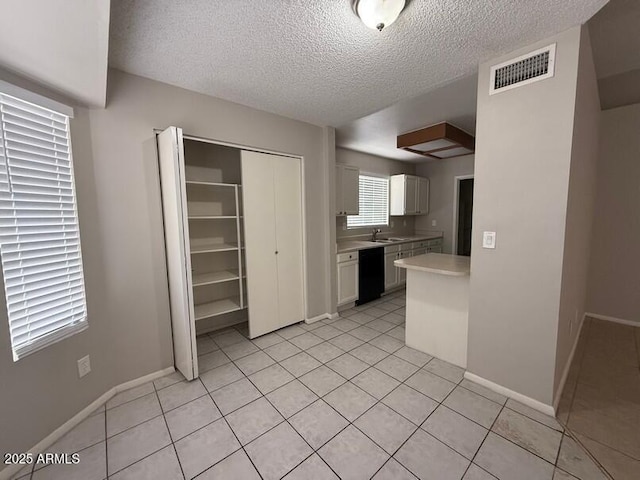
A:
[194, 297, 244, 320]
[192, 270, 241, 287]
[190, 242, 241, 254]
[185, 180, 241, 188]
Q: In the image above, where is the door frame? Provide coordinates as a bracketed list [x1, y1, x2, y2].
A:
[167, 131, 309, 325]
[452, 174, 474, 256]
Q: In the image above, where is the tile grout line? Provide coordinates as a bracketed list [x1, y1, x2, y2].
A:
[152, 378, 188, 480]
[203, 389, 266, 480]
[104, 400, 109, 480]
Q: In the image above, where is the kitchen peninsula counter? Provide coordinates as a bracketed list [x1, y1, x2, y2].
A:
[395, 253, 470, 368]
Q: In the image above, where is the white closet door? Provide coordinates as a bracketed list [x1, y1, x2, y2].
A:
[157, 127, 198, 380]
[241, 151, 280, 337]
[273, 155, 305, 327]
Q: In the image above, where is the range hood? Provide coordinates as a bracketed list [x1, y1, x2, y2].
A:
[397, 122, 475, 159]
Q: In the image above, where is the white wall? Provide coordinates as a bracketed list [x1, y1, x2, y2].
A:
[0, 68, 332, 463]
[468, 27, 582, 406]
[335, 148, 416, 239]
[554, 27, 600, 399]
[586, 103, 640, 323]
[0, 0, 109, 107]
[415, 155, 475, 253]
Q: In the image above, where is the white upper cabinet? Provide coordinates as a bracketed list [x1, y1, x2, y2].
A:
[336, 164, 359, 216]
[390, 174, 430, 216]
[417, 176, 429, 215]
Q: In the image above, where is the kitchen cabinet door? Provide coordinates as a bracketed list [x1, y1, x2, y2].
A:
[342, 165, 360, 215]
[416, 177, 429, 215]
[337, 260, 358, 306]
[384, 253, 398, 291]
[405, 176, 418, 214]
[398, 251, 412, 284]
[335, 165, 344, 216]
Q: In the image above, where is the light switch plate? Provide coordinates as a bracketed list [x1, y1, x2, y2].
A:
[482, 231, 496, 249]
[78, 355, 91, 378]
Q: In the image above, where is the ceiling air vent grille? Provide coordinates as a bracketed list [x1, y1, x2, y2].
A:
[490, 44, 556, 95]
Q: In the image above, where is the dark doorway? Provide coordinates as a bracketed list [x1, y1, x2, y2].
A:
[456, 178, 474, 256]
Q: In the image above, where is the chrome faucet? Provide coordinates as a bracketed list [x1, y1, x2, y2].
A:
[371, 228, 382, 241]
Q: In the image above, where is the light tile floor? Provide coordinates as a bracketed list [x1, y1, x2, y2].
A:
[14, 292, 608, 480]
[557, 317, 640, 479]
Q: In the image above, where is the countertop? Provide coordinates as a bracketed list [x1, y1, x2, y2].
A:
[336, 233, 443, 254]
[394, 253, 470, 276]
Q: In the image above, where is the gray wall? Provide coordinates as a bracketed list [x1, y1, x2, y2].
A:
[586, 103, 640, 323]
[0, 68, 332, 461]
[415, 155, 475, 253]
[335, 148, 416, 240]
[554, 26, 600, 399]
[468, 27, 582, 406]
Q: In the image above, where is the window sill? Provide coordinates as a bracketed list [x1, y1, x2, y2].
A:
[12, 320, 88, 362]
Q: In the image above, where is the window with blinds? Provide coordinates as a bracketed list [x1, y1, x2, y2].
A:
[347, 175, 389, 228]
[0, 87, 87, 361]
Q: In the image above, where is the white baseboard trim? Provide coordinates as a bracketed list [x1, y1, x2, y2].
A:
[553, 314, 586, 411]
[585, 312, 639, 327]
[306, 312, 339, 324]
[464, 371, 555, 417]
[0, 366, 174, 480]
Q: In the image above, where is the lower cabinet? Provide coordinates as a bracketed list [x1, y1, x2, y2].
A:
[384, 252, 399, 290]
[337, 252, 358, 306]
[398, 251, 411, 284]
[426, 237, 443, 253]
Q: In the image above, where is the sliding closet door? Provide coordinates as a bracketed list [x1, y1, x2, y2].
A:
[273, 156, 305, 327]
[241, 151, 280, 337]
[157, 127, 198, 380]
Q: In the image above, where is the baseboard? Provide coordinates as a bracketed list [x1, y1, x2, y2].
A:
[0, 366, 174, 480]
[553, 313, 586, 411]
[463, 371, 555, 417]
[113, 366, 175, 394]
[305, 312, 338, 324]
[585, 312, 639, 327]
[337, 302, 356, 311]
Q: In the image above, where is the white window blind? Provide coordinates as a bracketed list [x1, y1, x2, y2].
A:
[347, 175, 389, 228]
[0, 90, 87, 361]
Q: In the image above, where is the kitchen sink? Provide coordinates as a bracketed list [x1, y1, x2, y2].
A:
[372, 239, 395, 243]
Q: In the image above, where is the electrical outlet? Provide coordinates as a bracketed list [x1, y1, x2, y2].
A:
[482, 231, 496, 249]
[403, 219, 407, 227]
[78, 355, 91, 378]
[431, 219, 437, 227]
[390, 221, 394, 227]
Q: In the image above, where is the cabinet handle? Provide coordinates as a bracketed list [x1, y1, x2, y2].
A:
[275, 251, 278, 255]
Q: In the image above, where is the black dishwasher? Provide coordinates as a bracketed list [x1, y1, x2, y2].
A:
[357, 247, 385, 305]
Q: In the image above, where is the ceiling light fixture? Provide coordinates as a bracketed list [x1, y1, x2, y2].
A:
[353, 0, 406, 31]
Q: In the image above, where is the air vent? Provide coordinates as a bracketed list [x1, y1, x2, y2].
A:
[490, 44, 556, 95]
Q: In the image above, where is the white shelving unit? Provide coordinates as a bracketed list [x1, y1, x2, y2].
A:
[185, 177, 247, 325]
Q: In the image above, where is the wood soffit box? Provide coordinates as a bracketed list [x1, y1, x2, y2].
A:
[397, 122, 475, 159]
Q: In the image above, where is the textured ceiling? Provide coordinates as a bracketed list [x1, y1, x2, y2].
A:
[109, 0, 606, 127]
[588, 0, 640, 78]
[337, 73, 477, 161]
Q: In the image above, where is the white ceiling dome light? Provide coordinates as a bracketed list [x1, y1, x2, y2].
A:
[353, 0, 406, 31]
